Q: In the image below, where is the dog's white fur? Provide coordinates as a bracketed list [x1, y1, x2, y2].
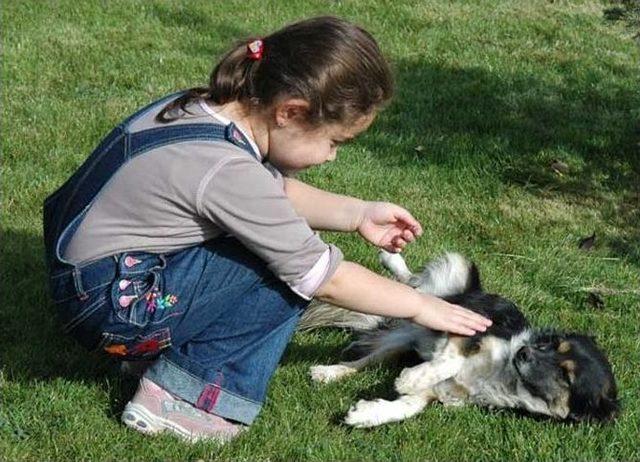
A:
[378, 251, 472, 296]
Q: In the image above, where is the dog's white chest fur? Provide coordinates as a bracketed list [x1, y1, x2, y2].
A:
[431, 331, 552, 415]
[434, 337, 513, 407]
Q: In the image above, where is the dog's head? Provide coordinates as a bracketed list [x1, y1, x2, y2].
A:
[513, 331, 618, 422]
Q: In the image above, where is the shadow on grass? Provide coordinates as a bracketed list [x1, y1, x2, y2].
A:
[145, 3, 639, 266]
[0, 228, 338, 420]
[0, 228, 135, 419]
[281, 334, 347, 365]
[135, 4, 640, 267]
[359, 58, 639, 265]
[0, 228, 100, 378]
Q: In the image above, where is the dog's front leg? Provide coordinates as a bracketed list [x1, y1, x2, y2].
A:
[344, 394, 432, 428]
[394, 354, 463, 395]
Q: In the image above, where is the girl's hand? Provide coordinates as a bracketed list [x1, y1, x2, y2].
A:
[356, 202, 423, 252]
[411, 294, 492, 336]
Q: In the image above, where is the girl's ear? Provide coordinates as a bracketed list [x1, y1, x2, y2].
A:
[274, 98, 310, 127]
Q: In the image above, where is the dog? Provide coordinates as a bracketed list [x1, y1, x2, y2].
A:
[299, 251, 619, 427]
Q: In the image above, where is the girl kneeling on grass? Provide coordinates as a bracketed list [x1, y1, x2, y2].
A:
[43, 16, 491, 443]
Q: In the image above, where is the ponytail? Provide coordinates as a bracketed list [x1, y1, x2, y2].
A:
[208, 39, 263, 106]
[156, 39, 263, 123]
[157, 16, 393, 126]
[155, 87, 209, 123]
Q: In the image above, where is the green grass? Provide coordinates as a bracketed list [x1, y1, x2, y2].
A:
[2, 0, 639, 460]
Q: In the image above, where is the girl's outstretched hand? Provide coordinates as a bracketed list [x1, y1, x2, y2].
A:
[356, 202, 423, 252]
[411, 294, 492, 336]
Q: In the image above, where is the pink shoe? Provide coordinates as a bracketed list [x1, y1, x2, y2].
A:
[121, 377, 244, 443]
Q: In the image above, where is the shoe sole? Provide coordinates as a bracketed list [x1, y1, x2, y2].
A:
[122, 402, 196, 442]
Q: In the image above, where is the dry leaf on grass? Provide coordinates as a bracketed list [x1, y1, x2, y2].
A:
[550, 159, 570, 175]
[586, 291, 605, 310]
[578, 232, 596, 251]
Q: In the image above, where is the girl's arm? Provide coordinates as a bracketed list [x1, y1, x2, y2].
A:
[284, 177, 422, 252]
[283, 177, 365, 231]
[315, 261, 492, 336]
[285, 178, 485, 333]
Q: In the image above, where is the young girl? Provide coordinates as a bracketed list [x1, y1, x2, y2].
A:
[43, 16, 491, 443]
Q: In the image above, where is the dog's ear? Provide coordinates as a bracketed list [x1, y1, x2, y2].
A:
[569, 388, 620, 423]
[565, 333, 618, 423]
[595, 395, 620, 423]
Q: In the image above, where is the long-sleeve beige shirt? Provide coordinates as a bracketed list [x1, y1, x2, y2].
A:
[64, 98, 342, 299]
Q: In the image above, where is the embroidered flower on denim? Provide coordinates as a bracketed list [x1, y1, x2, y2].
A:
[145, 289, 178, 313]
[129, 338, 160, 355]
[104, 344, 128, 356]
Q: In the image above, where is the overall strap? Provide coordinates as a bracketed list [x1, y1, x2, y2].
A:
[46, 118, 260, 271]
[127, 122, 260, 161]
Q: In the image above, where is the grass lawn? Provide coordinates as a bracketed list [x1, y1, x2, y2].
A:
[2, 0, 639, 460]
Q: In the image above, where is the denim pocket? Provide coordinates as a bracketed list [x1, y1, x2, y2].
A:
[111, 268, 162, 327]
[110, 253, 172, 328]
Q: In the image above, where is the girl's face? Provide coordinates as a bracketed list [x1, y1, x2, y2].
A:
[265, 104, 376, 175]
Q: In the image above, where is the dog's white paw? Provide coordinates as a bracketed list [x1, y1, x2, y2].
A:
[378, 251, 413, 282]
[345, 395, 429, 427]
[378, 250, 404, 270]
[309, 364, 356, 384]
[344, 399, 389, 428]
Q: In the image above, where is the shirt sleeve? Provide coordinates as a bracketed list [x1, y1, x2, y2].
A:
[195, 155, 343, 299]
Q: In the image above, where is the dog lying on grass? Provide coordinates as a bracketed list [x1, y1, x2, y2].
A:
[299, 251, 618, 427]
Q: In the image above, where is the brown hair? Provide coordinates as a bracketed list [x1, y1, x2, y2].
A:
[157, 16, 393, 125]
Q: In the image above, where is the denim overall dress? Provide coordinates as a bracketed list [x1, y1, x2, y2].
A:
[43, 93, 310, 425]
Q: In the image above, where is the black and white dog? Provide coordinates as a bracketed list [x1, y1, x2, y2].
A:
[299, 251, 619, 427]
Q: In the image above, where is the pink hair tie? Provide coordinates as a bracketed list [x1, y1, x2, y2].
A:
[247, 39, 264, 60]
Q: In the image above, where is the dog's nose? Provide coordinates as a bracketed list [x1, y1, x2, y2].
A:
[517, 346, 533, 362]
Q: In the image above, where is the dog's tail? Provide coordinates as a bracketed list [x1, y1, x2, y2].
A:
[298, 302, 383, 332]
[298, 252, 480, 332]
[413, 252, 481, 297]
